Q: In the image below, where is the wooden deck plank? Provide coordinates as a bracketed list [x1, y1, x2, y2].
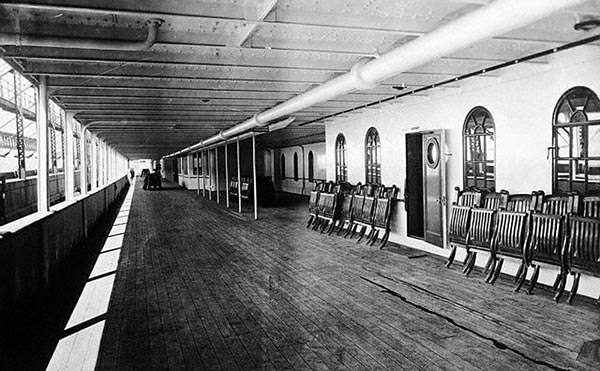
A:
[94, 182, 599, 370]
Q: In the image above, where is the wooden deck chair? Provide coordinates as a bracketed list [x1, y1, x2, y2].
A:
[581, 194, 600, 218]
[462, 208, 496, 276]
[557, 216, 600, 304]
[481, 190, 509, 210]
[351, 184, 379, 242]
[484, 210, 528, 284]
[312, 181, 335, 230]
[367, 185, 399, 248]
[317, 182, 349, 233]
[540, 193, 579, 216]
[446, 205, 471, 267]
[515, 213, 566, 294]
[343, 184, 369, 238]
[333, 182, 361, 235]
[307, 181, 325, 228]
[454, 186, 484, 207]
[506, 192, 541, 213]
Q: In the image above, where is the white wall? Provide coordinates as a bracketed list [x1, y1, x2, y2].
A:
[277, 142, 326, 195]
[325, 45, 600, 297]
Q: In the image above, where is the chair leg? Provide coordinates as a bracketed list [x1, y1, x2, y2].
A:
[553, 272, 567, 302]
[462, 252, 472, 273]
[320, 220, 330, 233]
[364, 228, 375, 243]
[465, 253, 477, 276]
[489, 258, 504, 285]
[379, 230, 390, 249]
[446, 246, 457, 268]
[343, 223, 354, 238]
[485, 258, 497, 282]
[482, 254, 493, 275]
[356, 226, 367, 242]
[307, 215, 314, 228]
[514, 266, 528, 292]
[567, 272, 581, 305]
[526, 265, 540, 294]
[327, 221, 337, 235]
[514, 261, 525, 283]
[350, 224, 360, 238]
[371, 229, 379, 246]
[552, 271, 562, 291]
[311, 218, 321, 230]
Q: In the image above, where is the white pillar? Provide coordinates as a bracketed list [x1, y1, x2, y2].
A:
[36, 76, 49, 212]
[225, 141, 230, 208]
[202, 152, 206, 198]
[208, 149, 213, 201]
[64, 111, 75, 201]
[196, 153, 200, 195]
[80, 127, 87, 195]
[216, 147, 220, 204]
[237, 137, 241, 214]
[252, 133, 258, 220]
[91, 137, 97, 190]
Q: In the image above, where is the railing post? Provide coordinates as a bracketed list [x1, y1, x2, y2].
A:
[79, 127, 87, 196]
[64, 111, 75, 201]
[225, 141, 229, 208]
[237, 137, 241, 214]
[36, 75, 49, 212]
[216, 147, 220, 204]
[252, 132, 258, 220]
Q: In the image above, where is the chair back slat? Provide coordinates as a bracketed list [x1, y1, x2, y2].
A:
[492, 210, 527, 258]
[468, 208, 495, 250]
[338, 183, 362, 222]
[449, 205, 471, 244]
[526, 213, 565, 265]
[566, 216, 600, 274]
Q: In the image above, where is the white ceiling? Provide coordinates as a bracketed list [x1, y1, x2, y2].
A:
[0, 0, 599, 158]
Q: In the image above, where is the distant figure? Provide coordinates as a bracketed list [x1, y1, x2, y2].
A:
[143, 168, 162, 190]
[129, 169, 135, 181]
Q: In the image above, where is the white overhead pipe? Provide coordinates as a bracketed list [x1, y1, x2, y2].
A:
[164, 0, 587, 158]
[0, 18, 163, 50]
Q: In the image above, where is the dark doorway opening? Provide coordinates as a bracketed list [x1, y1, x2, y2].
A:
[405, 133, 424, 239]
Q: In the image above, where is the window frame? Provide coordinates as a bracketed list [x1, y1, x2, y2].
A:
[364, 127, 381, 184]
[463, 106, 496, 191]
[552, 86, 600, 194]
[335, 134, 347, 182]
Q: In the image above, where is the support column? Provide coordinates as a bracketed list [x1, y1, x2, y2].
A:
[64, 112, 75, 201]
[80, 128, 87, 196]
[36, 76, 49, 212]
[216, 147, 220, 204]
[237, 137, 241, 214]
[202, 152, 206, 198]
[252, 132, 258, 220]
[225, 141, 230, 208]
[13, 72, 26, 179]
[91, 137, 97, 191]
[196, 153, 200, 196]
[208, 150, 213, 201]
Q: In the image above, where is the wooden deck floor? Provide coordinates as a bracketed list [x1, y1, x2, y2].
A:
[94, 180, 599, 370]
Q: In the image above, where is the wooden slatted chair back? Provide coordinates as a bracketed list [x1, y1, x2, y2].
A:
[308, 181, 326, 214]
[541, 193, 579, 216]
[582, 195, 600, 218]
[454, 186, 483, 207]
[492, 211, 528, 258]
[350, 185, 368, 222]
[316, 181, 335, 214]
[565, 216, 600, 275]
[448, 205, 471, 245]
[525, 213, 565, 265]
[506, 193, 539, 213]
[337, 182, 361, 222]
[467, 208, 496, 250]
[355, 184, 379, 224]
[372, 185, 399, 228]
[481, 190, 508, 210]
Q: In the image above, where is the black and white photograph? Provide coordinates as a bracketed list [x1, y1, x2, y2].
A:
[1, 0, 600, 369]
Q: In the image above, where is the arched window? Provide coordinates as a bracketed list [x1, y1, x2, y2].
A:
[308, 151, 314, 182]
[365, 128, 381, 184]
[553, 87, 600, 193]
[463, 107, 495, 191]
[335, 134, 347, 182]
[293, 152, 299, 181]
[281, 154, 286, 179]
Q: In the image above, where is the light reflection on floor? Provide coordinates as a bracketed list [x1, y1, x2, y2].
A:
[46, 183, 134, 371]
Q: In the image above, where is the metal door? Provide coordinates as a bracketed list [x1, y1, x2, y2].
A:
[422, 130, 446, 247]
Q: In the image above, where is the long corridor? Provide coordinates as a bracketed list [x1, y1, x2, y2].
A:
[90, 181, 598, 370]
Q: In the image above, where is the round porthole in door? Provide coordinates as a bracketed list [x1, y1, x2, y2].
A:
[425, 137, 440, 169]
